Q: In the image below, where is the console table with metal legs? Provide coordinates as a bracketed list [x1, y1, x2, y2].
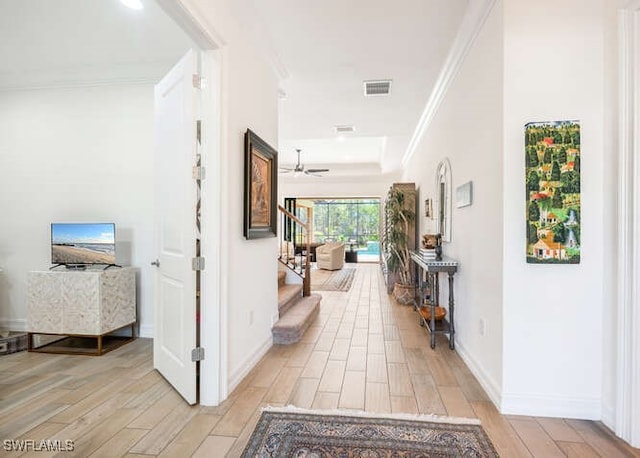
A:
[410, 252, 459, 350]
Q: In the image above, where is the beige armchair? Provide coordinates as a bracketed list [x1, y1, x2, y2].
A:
[316, 242, 345, 270]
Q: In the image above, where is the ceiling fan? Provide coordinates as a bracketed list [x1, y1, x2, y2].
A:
[280, 149, 330, 177]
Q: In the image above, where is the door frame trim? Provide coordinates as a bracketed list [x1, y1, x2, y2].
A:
[199, 49, 227, 406]
[158, 2, 227, 406]
[616, 1, 640, 447]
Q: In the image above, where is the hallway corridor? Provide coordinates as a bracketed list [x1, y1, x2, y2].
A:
[1, 264, 637, 457]
[210, 264, 638, 457]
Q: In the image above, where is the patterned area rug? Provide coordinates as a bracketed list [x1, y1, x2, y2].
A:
[311, 267, 356, 292]
[242, 408, 499, 457]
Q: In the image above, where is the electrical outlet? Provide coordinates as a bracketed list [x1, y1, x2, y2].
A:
[249, 310, 254, 326]
[479, 318, 486, 336]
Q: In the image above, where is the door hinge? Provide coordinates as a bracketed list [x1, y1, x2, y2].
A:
[192, 165, 206, 180]
[196, 120, 202, 144]
[192, 256, 205, 271]
[192, 74, 203, 89]
[191, 347, 205, 362]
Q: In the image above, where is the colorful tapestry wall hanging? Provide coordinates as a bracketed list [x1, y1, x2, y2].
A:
[525, 120, 581, 264]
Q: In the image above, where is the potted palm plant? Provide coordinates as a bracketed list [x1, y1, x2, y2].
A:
[383, 187, 416, 304]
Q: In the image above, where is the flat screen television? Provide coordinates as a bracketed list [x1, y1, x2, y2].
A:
[51, 223, 116, 266]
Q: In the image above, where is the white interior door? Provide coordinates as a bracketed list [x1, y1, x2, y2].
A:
[153, 49, 198, 404]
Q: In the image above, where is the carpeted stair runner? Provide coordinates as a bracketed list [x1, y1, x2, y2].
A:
[278, 283, 303, 317]
[273, 271, 321, 344]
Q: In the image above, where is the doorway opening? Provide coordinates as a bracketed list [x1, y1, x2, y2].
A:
[286, 197, 381, 263]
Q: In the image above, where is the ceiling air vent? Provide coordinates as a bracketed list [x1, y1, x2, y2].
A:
[363, 79, 392, 96]
[334, 125, 355, 134]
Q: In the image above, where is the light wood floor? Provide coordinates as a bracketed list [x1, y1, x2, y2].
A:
[1, 264, 638, 457]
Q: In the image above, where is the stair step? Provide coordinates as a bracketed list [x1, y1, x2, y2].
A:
[272, 294, 321, 345]
[278, 270, 286, 287]
[278, 283, 303, 316]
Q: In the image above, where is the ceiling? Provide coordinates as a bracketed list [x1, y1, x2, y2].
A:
[0, 0, 195, 89]
[0, 0, 469, 178]
[235, 0, 468, 176]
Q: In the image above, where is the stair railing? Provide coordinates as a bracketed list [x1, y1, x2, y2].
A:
[278, 204, 311, 296]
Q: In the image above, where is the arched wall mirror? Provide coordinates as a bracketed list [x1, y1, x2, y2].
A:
[436, 159, 452, 242]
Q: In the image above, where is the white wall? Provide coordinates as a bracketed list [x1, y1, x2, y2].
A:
[402, 1, 504, 405]
[0, 84, 155, 335]
[399, 0, 619, 422]
[223, 43, 279, 391]
[181, 0, 281, 392]
[502, 0, 607, 419]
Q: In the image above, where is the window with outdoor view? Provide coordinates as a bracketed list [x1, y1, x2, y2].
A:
[300, 198, 381, 258]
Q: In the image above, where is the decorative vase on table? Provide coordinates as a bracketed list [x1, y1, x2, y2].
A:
[434, 234, 443, 261]
[435, 245, 442, 261]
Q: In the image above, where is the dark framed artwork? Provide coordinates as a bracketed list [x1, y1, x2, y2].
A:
[244, 129, 278, 239]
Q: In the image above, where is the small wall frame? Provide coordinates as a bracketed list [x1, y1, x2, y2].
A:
[456, 181, 473, 208]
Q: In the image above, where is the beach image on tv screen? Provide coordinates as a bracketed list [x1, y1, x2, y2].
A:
[51, 223, 116, 265]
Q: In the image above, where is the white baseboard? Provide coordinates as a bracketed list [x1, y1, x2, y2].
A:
[0, 318, 27, 332]
[227, 335, 273, 394]
[455, 340, 502, 409]
[501, 392, 601, 420]
[601, 403, 615, 431]
[138, 323, 154, 338]
[455, 341, 601, 420]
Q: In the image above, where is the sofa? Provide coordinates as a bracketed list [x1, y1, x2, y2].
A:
[316, 242, 345, 270]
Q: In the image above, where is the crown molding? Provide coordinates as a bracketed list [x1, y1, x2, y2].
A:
[0, 61, 175, 92]
[0, 77, 157, 93]
[401, 0, 497, 167]
[176, 0, 289, 80]
[230, 1, 289, 81]
[161, 0, 226, 50]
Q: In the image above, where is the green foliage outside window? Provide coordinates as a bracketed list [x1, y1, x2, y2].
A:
[311, 199, 380, 246]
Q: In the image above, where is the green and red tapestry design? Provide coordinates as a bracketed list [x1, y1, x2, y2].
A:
[525, 120, 581, 264]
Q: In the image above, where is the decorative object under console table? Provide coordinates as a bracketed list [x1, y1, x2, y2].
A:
[27, 267, 137, 355]
[409, 252, 458, 350]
